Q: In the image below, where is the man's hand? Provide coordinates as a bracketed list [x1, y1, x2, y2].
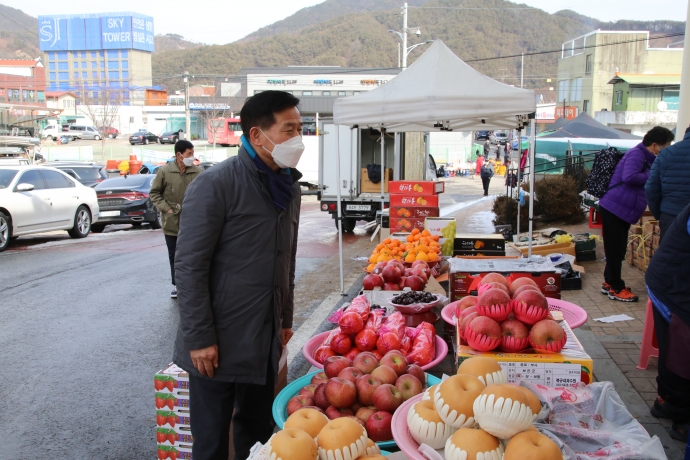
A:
[167, 209, 173, 214]
[282, 328, 294, 347]
[190, 344, 218, 378]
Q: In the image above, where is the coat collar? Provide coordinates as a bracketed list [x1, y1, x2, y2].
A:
[238, 138, 303, 185]
[168, 159, 201, 175]
[637, 143, 657, 165]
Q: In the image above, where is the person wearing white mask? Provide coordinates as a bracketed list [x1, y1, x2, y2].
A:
[149, 139, 202, 298]
[172, 91, 303, 460]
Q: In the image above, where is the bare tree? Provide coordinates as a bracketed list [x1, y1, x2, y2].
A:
[192, 87, 234, 149]
[76, 82, 124, 157]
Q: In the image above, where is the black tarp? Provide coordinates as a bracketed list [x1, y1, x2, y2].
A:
[540, 112, 641, 140]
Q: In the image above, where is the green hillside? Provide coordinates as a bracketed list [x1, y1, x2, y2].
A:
[151, 0, 685, 91]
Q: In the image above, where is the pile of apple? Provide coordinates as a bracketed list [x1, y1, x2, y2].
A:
[362, 259, 431, 292]
[287, 351, 426, 442]
[454, 273, 567, 354]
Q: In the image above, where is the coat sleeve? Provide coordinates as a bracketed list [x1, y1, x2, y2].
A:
[149, 168, 171, 213]
[283, 191, 301, 329]
[621, 149, 650, 187]
[645, 152, 663, 219]
[174, 173, 226, 350]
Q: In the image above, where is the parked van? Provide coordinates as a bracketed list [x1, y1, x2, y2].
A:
[69, 125, 102, 140]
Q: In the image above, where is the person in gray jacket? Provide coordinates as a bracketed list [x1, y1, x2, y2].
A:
[172, 91, 303, 460]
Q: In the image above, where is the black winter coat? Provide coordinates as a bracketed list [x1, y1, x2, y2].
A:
[172, 147, 301, 384]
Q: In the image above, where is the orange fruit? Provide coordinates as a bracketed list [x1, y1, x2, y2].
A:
[411, 228, 420, 236]
[376, 243, 385, 251]
[405, 252, 416, 263]
[417, 244, 429, 253]
[383, 238, 392, 245]
[369, 254, 378, 263]
[432, 235, 440, 241]
[414, 234, 422, 241]
[428, 252, 439, 261]
[416, 252, 429, 262]
[367, 263, 376, 272]
[421, 229, 430, 237]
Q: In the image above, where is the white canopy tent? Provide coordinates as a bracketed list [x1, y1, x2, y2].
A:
[330, 41, 537, 293]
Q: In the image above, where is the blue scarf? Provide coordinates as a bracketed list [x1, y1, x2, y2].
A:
[241, 136, 295, 210]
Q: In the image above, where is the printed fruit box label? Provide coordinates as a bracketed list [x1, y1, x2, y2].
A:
[390, 217, 425, 231]
[450, 272, 561, 298]
[156, 427, 193, 446]
[155, 392, 190, 410]
[389, 181, 444, 195]
[425, 217, 456, 256]
[390, 194, 439, 207]
[156, 410, 191, 429]
[157, 443, 193, 460]
[454, 234, 505, 251]
[391, 206, 440, 218]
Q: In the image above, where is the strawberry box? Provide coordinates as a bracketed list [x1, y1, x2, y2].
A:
[390, 194, 439, 207]
[390, 206, 440, 218]
[155, 363, 189, 395]
[157, 442, 193, 460]
[156, 409, 191, 430]
[156, 425, 193, 447]
[390, 217, 425, 232]
[389, 180, 444, 195]
[155, 391, 190, 411]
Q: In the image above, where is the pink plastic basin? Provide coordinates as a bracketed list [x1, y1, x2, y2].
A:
[302, 331, 448, 370]
[391, 394, 426, 460]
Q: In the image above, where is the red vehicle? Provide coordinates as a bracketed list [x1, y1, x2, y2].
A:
[208, 118, 241, 147]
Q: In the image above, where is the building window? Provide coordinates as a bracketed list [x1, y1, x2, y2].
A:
[109, 81, 120, 88]
[73, 52, 78, 58]
[302, 91, 313, 96]
[81, 52, 86, 59]
[353, 91, 361, 95]
[100, 61, 105, 68]
[615, 91, 623, 105]
[91, 71, 97, 79]
[74, 72, 79, 79]
[58, 62, 68, 70]
[49, 72, 56, 80]
[121, 60, 129, 69]
[100, 71, 105, 79]
[108, 50, 119, 58]
[82, 72, 87, 79]
[322, 91, 331, 96]
[121, 50, 128, 58]
[81, 62, 87, 68]
[48, 62, 55, 70]
[663, 90, 680, 110]
[91, 61, 97, 68]
[57, 51, 67, 60]
[93, 92, 99, 98]
[49, 52, 55, 60]
[558, 80, 569, 102]
[91, 51, 97, 58]
[59, 82, 69, 89]
[569, 78, 582, 102]
[108, 61, 119, 69]
[122, 71, 129, 80]
[109, 71, 119, 80]
[58, 72, 69, 80]
[38, 91, 44, 102]
[123, 91, 130, 99]
[338, 91, 346, 96]
[585, 54, 593, 76]
[73, 62, 79, 69]
[583, 100, 590, 113]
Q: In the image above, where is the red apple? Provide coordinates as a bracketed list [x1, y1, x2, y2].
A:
[389, 259, 405, 271]
[512, 284, 541, 298]
[403, 275, 426, 292]
[287, 395, 314, 416]
[398, 277, 407, 290]
[509, 277, 539, 297]
[330, 332, 353, 355]
[339, 311, 364, 335]
[372, 384, 404, 412]
[411, 260, 431, 278]
[362, 274, 385, 290]
[355, 406, 377, 424]
[324, 356, 352, 379]
[376, 332, 401, 354]
[353, 352, 379, 374]
[395, 374, 423, 401]
[372, 350, 384, 361]
[528, 319, 566, 351]
[345, 347, 360, 361]
[325, 378, 357, 408]
[325, 405, 354, 420]
[410, 267, 428, 284]
[314, 346, 336, 364]
[381, 352, 408, 376]
[372, 261, 388, 275]
[299, 384, 317, 397]
[338, 367, 363, 384]
[467, 316, 502, 341]
[313, 383, 330, 410]
[366, 411, 393, 442]
[354, 329, 378, 352]
[310, 372, 329, 386]
[405, 364, 426, 386]
[355, 374, 382, 406]
[302, 406, 325, 414]
[371, 365, 398, 385]
[382, 264, 402, 284]
[346, 415, 365, 427]
[459, 311, 478, 340]
[404, 268, 414, 277]
[350, 401, 363, 413]
[383, 282, 399, 291]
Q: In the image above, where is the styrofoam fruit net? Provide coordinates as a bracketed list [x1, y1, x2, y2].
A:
[445, 437, 504, 460]
[511, 300, 549, 326]
[477, 370, 507, 386]
[407, 404, 457, 449]
[499, 335, 530, 353]
[317, 431, 367, 460]
[433, 389, 477, 429]
[477, 303, 513, 322]
[529, 333, 567, 353]
[472, 394, 534, 439]
[465, 326, 501, 352]
[364, 441, 380, 456]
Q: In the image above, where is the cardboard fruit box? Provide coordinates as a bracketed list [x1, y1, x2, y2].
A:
[390, 206, 440, 218]
[156, 409, 191, 430]
[515, 242, 576, 259]
[156, 425, 194, 446]
[390, 217, 425, 232]
[155, 391, 190, 411]
[361, 168, 393, 193]
[155, 363, 189, 395]
[389, 180, 444, 195]
[457, 315, 594, 385]
[390, 194, 439, 208]
[455, 234, 506, 252]
[453, 249, 506, 257]
[157, 442, 193, 460]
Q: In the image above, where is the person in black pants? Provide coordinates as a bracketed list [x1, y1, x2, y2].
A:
[646, 203, 690, 441]
[480, 160, 494, 196]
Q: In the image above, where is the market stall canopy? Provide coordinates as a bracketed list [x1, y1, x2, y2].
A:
[543, 116, 570, 132]
[539, 112, 641, 140]
[333, 40, 536, 132]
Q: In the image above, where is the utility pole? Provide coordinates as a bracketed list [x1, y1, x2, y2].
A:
[520, 53, 524, 89]
[397, 43, 401, 68]
[402, 2, 408, 69]
[184, 71, 191, 140]
[675, 0, 690, 134]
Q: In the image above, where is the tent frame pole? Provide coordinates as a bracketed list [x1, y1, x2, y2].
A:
[381, 127, 386, 212]
[335, 126, 345, 295]
[528, 118, 536, 257]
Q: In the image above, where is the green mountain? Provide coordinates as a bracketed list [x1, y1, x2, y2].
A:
[151, 0, 684, 91]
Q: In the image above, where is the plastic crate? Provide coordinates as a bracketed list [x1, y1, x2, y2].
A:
[561, 271, 582, 290]
[574, 233, 596, 252]
[576, 249, 597, 262]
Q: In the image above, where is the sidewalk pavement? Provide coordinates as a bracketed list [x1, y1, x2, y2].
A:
[437, 186, 686, 459]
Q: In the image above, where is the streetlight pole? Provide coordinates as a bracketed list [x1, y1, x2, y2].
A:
[675, 0, 690, 134]
[402, 2, 408, 69]
[184, 71, 190, 139]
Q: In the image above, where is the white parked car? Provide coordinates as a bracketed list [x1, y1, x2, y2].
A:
[0, 166, 99, 252]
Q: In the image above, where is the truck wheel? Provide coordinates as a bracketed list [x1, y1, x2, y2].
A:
[335, 218, 356, 233]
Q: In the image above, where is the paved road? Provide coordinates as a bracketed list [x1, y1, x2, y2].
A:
[0, 179, 499, 459]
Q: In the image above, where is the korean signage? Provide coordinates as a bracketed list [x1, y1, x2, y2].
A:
[555, 106, 578, 120]
[267, 79, 297, 85]
[189, 103, 232, 111]
[313, 79, 343, 85]
[536, 103, 555, 121]
[361, 79, 388, 85]
[38, 13, 154, 52]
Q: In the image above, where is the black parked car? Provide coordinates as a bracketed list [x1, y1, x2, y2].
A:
[129, 130, 160, 145]
[159, 131, 181, 144]
[91, 174, 162, 232]
[42, 162, 107, 187]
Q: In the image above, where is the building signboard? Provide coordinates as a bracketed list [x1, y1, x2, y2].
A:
[536, 103, 556, 121]
[555, 106, 578, 120]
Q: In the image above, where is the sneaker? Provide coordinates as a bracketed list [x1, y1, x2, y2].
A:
[170, 285, 177, 299]
[669, 422, 690, 442]
[601, 282, 611, 295]
[608, 287, 639, 302]
[650, 396, 673, 419]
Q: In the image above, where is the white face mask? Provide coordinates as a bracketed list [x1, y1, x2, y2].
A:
[182, 156, 195, 167]
[260, 129, 305, 169]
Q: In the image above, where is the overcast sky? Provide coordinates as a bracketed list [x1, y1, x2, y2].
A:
[6, 0, 687, 45]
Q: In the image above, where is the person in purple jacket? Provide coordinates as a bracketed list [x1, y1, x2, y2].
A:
[599, 127, 674, 302]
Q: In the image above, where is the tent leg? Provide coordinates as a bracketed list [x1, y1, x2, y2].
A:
[528, 119, 536, 257]
[335, 126, 345, 295]
[381, 128, 386, 211]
